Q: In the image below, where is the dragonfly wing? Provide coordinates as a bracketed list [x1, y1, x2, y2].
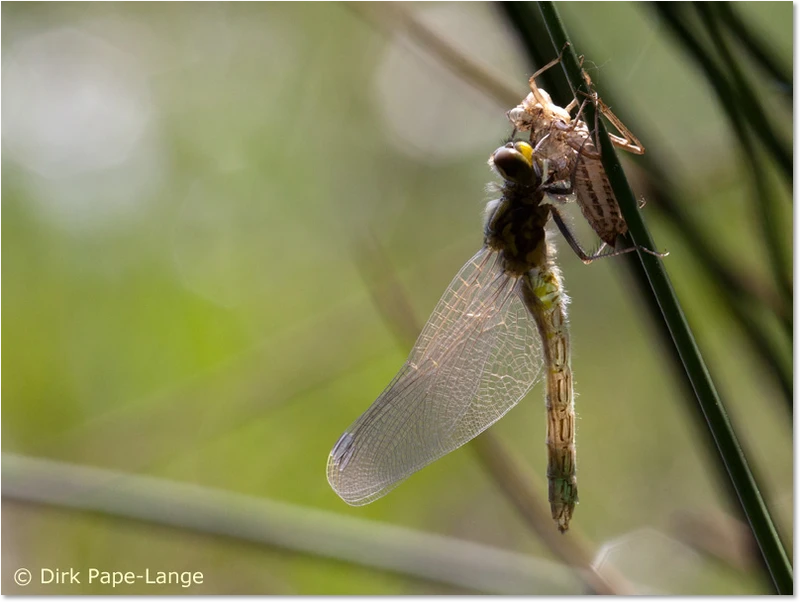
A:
[327, 247, 545, 505]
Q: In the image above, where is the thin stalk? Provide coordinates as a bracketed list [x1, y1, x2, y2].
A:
[500, 0, 790, 439]
[498, 1, 793, 349]
[714, 3, 791, 103]
[692, 2, 792, 323]
[2, 453, 586, 595]
[652, 4, 791, 187]
[646, 172, 793, 406]
[512, 0, 792, 404]
[535, 2, 792, 593]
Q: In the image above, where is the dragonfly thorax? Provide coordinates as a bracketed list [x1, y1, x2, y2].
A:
[484, 146, 551, 276]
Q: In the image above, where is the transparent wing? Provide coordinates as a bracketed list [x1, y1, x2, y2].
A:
[327, 247, 545, 505]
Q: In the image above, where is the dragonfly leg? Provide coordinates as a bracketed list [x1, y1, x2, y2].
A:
[540, 168, 574, 204]
[550, 206, 668, 264]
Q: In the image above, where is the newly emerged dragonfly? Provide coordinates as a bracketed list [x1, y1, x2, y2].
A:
[507, 53, 646, 256]
[328, 140, 579, 532]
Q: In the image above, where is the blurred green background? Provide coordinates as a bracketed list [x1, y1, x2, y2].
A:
[2, 1, 792, 595]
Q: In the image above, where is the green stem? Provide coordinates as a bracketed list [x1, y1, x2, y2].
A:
[691, 2, 793, 330]
[500, 1, 792, 408]
[535, 2, 792, 594]
[2, 453, 586, 594]
[653, 4, 792, 188]
[714, 3, 792, 103]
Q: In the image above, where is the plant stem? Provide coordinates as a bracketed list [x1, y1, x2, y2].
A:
[2, 453, 585, 595]
[535, 2, 792, 594]
[497, 2, 792, 406]
[714, 3, 792, 101]
[652, 4, 792, 187]
[692, 2, 793, 328]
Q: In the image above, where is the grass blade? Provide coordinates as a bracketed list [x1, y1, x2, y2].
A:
[530, 2, 792, 593]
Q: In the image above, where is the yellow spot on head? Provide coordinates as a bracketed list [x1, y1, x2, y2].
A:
[513, 141, 534, 164]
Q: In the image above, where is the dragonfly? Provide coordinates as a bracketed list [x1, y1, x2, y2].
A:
[506, 53, 648, 260]
[328, 139, 580, 532]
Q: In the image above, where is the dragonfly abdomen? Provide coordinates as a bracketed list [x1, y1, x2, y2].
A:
[521, 250, 577, 533]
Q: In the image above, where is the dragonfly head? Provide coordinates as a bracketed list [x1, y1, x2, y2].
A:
[490, 141, 539, 186]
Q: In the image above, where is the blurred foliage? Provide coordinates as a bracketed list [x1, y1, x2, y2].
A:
[2, 1, 792, 595]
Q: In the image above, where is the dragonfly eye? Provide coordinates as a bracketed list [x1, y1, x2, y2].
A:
[491, 141, 536, 184]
